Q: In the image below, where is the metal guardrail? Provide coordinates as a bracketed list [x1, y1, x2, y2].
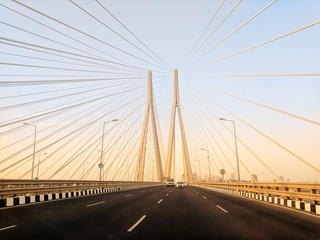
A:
[0, 179, 163, 198]
[193, 182, 320, 204]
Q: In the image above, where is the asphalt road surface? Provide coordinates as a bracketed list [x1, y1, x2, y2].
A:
[1, 185, 320, 240]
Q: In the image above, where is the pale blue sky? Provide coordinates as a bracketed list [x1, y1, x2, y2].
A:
[0, 0, 319, 182]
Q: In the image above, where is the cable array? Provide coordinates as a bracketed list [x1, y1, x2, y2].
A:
[0, 0, 171, 181]
[1, 1, 318, 182]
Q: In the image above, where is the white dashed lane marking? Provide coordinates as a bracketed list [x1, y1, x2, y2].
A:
[86, 201, 106, 207]
[127, 215, 147, 232]
[0, 225, 18, 232]
[216, 205, 228, 213]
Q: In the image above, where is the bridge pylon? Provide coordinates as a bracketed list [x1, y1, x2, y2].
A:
[135, 71, 164, 182]
[165, 69, 193, 183]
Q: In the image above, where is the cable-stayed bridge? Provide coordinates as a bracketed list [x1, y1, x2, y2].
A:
[1, 1, 320, 239]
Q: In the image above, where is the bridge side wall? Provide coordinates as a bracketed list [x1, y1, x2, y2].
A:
[0, 184, 160, 208]
[197, 185, 320, 215]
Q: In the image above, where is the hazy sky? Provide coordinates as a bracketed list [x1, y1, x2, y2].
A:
[1, 0, 319, 182]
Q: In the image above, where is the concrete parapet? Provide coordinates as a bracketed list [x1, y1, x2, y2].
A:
[1, 183, 159, 208]
[196, 185, 320, 216]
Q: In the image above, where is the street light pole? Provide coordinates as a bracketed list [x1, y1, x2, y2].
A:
[23, 122, 37, 180]
[36, 152, 47, 180]
[219, 118, 240, 182]
[201, 148, 211, 182]
[99, 119, 118, 181]
[194, 159, 201, 181]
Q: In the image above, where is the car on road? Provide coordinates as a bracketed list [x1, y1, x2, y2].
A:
[175, 182, 185, 189]
[167, 181, 174, 187]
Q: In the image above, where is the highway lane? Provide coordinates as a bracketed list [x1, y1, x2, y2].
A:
[129, 186, 320, 239]
[1, 185, 320, 240]
[196, 186, 320, 239]
[0, 185, 170, 240]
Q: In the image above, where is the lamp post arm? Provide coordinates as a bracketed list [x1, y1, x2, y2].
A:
[99, 119, 118, 181]
[99, 122, 106, 181]
[219, 117, 240, 182]
[31, 125, 37, 180]
[232, 121, 240, 182]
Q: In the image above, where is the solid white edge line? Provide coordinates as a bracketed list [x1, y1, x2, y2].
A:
[127, 215, 147, 232]
[0, 225, 17, 231]
[157, 199, 163, 204]
[86, 201, 106, 207]
[216, 205, 228, 213]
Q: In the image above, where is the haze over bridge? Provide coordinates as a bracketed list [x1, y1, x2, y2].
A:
[1, 1, 320, 239]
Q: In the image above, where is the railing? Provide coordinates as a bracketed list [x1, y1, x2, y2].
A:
[193, 182, 320, 204]
[0, 179, 163, 198]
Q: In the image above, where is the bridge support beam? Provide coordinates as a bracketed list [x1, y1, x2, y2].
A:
[165, 69, 193, 182]
[135, 71, 164, 182]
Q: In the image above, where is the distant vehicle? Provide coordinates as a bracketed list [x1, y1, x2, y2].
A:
[166, 178, 174, 187]
[167, 181, 174, 187]
[176, 182, 185, 189]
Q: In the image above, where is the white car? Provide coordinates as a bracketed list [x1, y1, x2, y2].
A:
[175, 182, 185, 189]
[167, 181, 174, 187]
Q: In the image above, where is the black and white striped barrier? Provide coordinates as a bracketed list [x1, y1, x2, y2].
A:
[200, 186, 320, 215]
[0, 184, 156, 208]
